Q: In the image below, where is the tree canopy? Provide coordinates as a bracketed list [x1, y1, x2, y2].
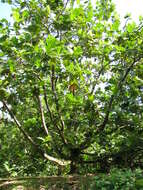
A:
[0, 0, 143, 175]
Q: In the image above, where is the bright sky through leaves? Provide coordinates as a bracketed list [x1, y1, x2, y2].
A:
[114, 0, 143, 23]
[0, 0, 143, 23]
[0, 3, 12, 20]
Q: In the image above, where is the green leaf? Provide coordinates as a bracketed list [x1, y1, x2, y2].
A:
[126, 22, 136, 33]
[46, 5, 51, 15]
[22, 10, 29, 19]
[12, 9, 20, 22]
[77, 0, 80, 5]
[136, 179, 143, 188]
[4, 162, 11, 172]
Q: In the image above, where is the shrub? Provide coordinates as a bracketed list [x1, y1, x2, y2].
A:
[89, 168, 143, 190]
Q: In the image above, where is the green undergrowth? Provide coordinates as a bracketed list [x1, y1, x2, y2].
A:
[90, 168, 143, 190]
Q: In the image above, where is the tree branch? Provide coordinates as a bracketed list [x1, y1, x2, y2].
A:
[2, 100, 38, 147]
[50, 65, 67, 140]
[43, 84, 68, 146]
[37, 95, 49, 136]
[44, 153, 70, 166]
[43, 85, 53, 122]
[81, 57, 142, 150]
[99, 57, 142, 131]
[31, 72, 67, 146]
[2, 100, 69, 166]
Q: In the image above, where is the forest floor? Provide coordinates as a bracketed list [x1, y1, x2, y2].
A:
[0, 175, 95, 190]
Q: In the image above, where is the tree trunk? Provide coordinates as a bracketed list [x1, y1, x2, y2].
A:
[69, 161, 78, 174]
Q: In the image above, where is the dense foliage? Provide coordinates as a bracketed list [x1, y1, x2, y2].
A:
[90, 169, 143, 190]
[0, 0, 143, 176]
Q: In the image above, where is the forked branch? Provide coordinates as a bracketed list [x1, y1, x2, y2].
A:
[2, 100, 69, 166]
